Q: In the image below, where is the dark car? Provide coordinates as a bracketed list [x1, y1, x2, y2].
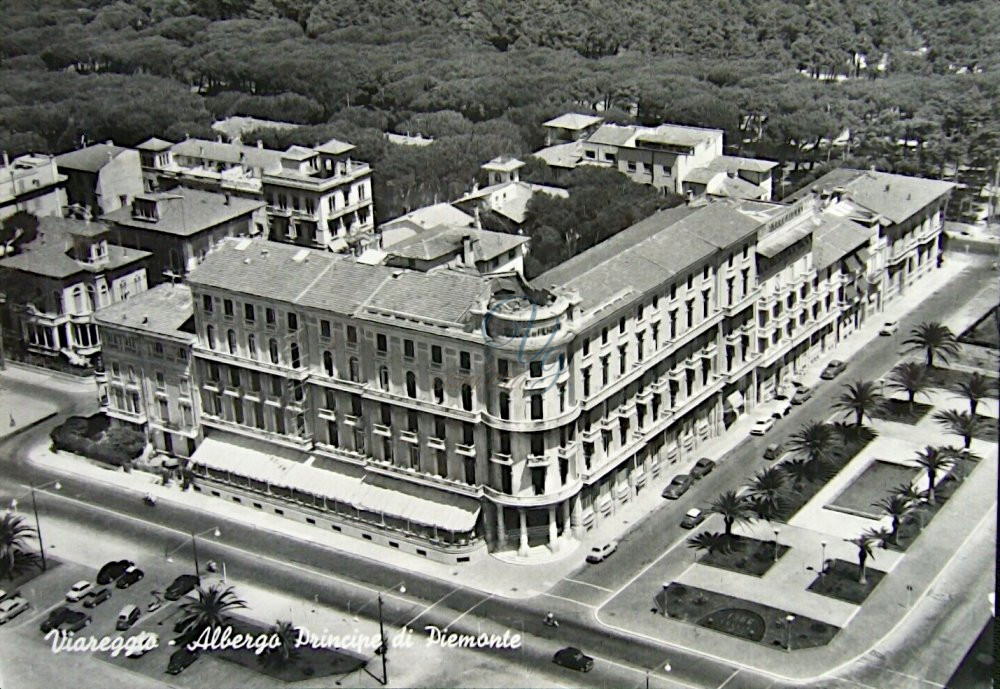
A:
[690, 458, 716, 479]
[115, 566, 144, 589]
[97, 560, 134, 585]
[763, 443, 784, 460]
[680, 508, 706, 529]
[40, 606, 73, 634]
[83, 588, 111, 609]
[791, 386, 812, 405]
[820, 360, 847, 380]
[166, 647, 201, 675]
[164, 575, 200, 601]
[58, 610, 91, 634]
[661, 474, 693, 499]
[553, 647, 594, 672]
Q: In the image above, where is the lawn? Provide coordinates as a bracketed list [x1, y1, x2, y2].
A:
[891, 471, 968, 552]
[807, 558, 886, 605]
[0, 556, 61, 591]
[924, 366, 1000, 394]
[969, 415, 999, 442]
[698, 535, 791, 577]
[827, 460, 920, 520]
[959, 307, 1000, 349]
[870, 399, 933, 425]
[654, 583, 839, 650]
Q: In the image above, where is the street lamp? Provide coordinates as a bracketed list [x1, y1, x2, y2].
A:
[9, 480, 61, 571]
[166, 527, 220, 578]
[773, 528, 781, 562]
[820, 541, 827, 575]
[785, 614, 796, 651]
[357, 582, 406, 686]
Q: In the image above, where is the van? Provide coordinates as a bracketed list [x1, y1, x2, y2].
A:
[116, 604, 140, 631]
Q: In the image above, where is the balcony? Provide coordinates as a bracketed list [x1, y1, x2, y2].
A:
[400, 430, 419, 444]
[490, 452, 512, 464]
[455, 443, 476, 457]
[372, 423, 391, 437]
[343, 414, 361, 426]
[426, 436, 446, 451]
[527, 453, 550, 466]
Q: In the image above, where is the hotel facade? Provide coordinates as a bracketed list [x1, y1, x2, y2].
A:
[118, 169, 952, 565]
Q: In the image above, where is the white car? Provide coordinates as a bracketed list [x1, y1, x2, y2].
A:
[65, 581, 94, 602]
[585, 541, 618, 563]
[750, 416, 775, 436]
[879, 321, 899, 336]
[771, 387, 794, 417]
[0, 596, 29, 624]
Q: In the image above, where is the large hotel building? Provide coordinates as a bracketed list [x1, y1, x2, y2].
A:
[96, 168, 954, 564]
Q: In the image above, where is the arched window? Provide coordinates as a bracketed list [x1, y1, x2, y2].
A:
[98, 283, 109, 308]
[268, 338, 279, 364]
[461, 384, 473, 411]
[206, 325, 216, 350]
[323, 351, 334, 377]
[227, 329, 237, 354]
[379, 366, 389, 390]
[73, 286, 84, 313]
[85, 284, 96, 312]
[499, 392, 510, 420]
[530, 394, 543, 420]
[349, 357, 361, 383]
[247, 333, 257, 359]
[290, 342, 301, 368]
[405, 371, 417, 398]
[433, 378, 444, 404]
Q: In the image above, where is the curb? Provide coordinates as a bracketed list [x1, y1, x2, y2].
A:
[0, 411, 58, 442]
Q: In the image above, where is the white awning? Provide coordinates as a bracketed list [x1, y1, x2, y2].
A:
[726, 391, 745, 409]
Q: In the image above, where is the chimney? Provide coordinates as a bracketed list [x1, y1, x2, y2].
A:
[474, 207, 482, 229]
[257, 140, 264, 149]
[462, 234, 478, 268]
[1, 151, 8, 167]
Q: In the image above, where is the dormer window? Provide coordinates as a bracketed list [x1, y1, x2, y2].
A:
[131, 198, 159, 221]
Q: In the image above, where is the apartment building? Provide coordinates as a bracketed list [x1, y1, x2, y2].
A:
[0, 152, 66, 222]
[0, 217, 149, 366]
[95, 283, 200, 457]
[136, 136, 374, 251]
[54, 142, 144, 218]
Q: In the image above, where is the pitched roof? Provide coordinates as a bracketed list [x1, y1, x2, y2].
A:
[811, 215, 877, 270]
[532, 141, 583, 168]
[634, 125, 716, 150]
[543, 113, 604, 130]
[136, 137, 174, 152]
[314, 138, 355, 156]
[385, 225, 528, 263]
[94, 283, 195, 340]
[709, 174, 766, 200]
[586, 124, 637, 147]
[710, 155, 778, 174]
[54, 143, 129, 173]
[0, 218, 149, 279]
[381, 203, 474, 232]
[170, 138, 284, 171]
[455, 181, 567, 224]
[363, 270, 493, 325]
[282, 145, 317, 161]
[482, 156, 524, 172]
[102, 188, 264, 237]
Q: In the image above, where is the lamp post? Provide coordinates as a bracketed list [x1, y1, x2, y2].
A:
[773, 528, 781, 562]
[645, 662, 672, 689]
[785, 614, 796, 651]
[820, 541, 827, 575]
[166, 527, 220, 578]
[9, 480, 61, 571]
[359, 582, 406, 686]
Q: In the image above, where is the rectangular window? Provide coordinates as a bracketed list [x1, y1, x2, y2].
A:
[431, 345, 442, 365]
[287, 312, 298, 331]
[320, 319, 331, 339]
[376, 333, 387, 353]
[460, 351, 471, 371]
[223, 299, 233, 317]
[582, 338, 590, 357]
[244, 303, 255, 322]
[346, 325, 357, 344]
[404, 339, 415, 358]
[265, 308, 275, 325]
[203, 295, 213, 313]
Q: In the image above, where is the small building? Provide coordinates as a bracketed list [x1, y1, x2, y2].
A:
[55, 142, 144, 219]
[0, 152, 67, 222]
[541, 113, 604, 146]
[0, 216, 150, 367]
[453, 159, 568, 225]
[378, 203, 475, 250]
[382, 225, 530, 275]
[95, 283, 200, 457]
[101, 187, 264, 284]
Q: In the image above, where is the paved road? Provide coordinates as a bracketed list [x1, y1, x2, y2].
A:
[0, 256, 993, 689]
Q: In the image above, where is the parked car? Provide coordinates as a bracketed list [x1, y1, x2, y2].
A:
[690, 458, 716, 479]
[83, 588, 111, 609]
[97, 560, 134, 585]
[40, 606, 72, 633]
[662, 475, 693, 499]
[585, 542, 618, 564]
[125, 631, 158, 659]
[116, 604, 141, 631]
[166, 647, 201, 675]
[763, 443, 784, 461]
[771, 389, 794, 417]
[57, 610, 91, 634]
[553, 647, 594, 672]
[820, 360, 848, 380]
[116, 566, 144, 589]
[65, 581, 94, 602]
[680, 508, 706, 529]
[0, 596, 30, 624]
[879, 321, 899, 336]
[164, 574, 200, 601]
[750, 416, 775, 436]
[791, 386, 813, 405]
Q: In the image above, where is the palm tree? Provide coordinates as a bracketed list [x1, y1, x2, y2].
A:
[779, 458, 816, 491]
[903, 322, 960, 369]
[746, 467, 788, 519]
[787, 421, 836, 465]
[686, 531, 733, 556]
[953, 372, 995, 416]
[933, 409, 983, 449]
[0, 514, 37, 581]
[846, 533, 877, 584]
[872, 493, 916, 545]
[833, 380, 884, 426]
[178, 584, 247, 633]
[892, 482, 926, 506]
[865, 526, 894, 550]
[707, 490, 756, 537]
[259, 620, 300, 670]
[886, 362, 931, 411]
[912, 446, 955, 505]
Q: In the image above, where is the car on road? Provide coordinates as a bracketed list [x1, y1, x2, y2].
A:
[40, 606, 73, 633]
[680, 508, 706, 529]
[65, 581, 94, 602]
[690, 458, 716, 479]
[83, 588, 111, 609]
[553, 647, 594, 673]
[164, 574, 200, 601]
[0, 596, 30, 624]
[879, 321, 899, 336]
[750, 416, 775, 436]
[662, 474, 693, 499]
[115, 566, 144, 589]
[167, 647, 201, 675]
[97, 560, 134, 585]
[820, 360, 848, 380]
[763, 443, 784, 461]
[585, 541, 618, 564]
[791, 386, 813, 405]
[125, 631, 158, 659]
[57, 610, 91, 634]
[771, 388, 794, 417]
